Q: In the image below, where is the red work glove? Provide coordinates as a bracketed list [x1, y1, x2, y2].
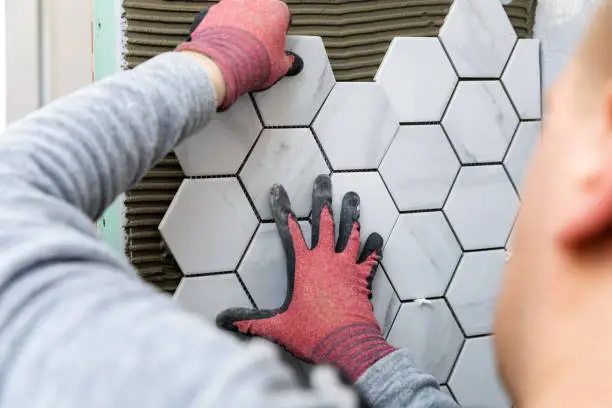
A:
[217, 175, 397, 382]
[176, 0, 303, 111]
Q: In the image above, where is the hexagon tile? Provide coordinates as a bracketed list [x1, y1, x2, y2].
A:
[380, 125, 460, 211]
[384, 212, 462, 301]
[439, 0, 517, 78]
[312, 82, 399, 171]
[443, 81, 519, 164]
[330, 172, 399, 247]
[445, 165, 519, 250]
[449, 337, 511, 407]
[375, 37, 458, 123]
[159, 0, 542, 403]
[240, 128, 329, 221]
[387, 300, 464, 384]
[174, 273, 253, 323]
[253, 36, 335, 127]
[159, 178, 258, 275]
[174, 95, 262, 176]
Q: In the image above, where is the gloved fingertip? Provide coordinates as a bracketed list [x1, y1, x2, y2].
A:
[285, 52, 303, 77]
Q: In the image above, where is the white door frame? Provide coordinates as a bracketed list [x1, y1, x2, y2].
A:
[4, 0, 93, 125]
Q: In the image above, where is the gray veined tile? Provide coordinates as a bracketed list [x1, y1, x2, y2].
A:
[446, 249, 506, 336]
[374, 37, 458, 123]
[159, 178, 258, 275]
[238, 221, 312, 310]
[504, 121, 541, 192]
[240, 128, 329, 221]
[439, 0, 517, 78]
[387, 300, 463, 384]
[383, 212, 462, 301]
[379, 125, 460, 211]
[444, 165, 519, 250]
[502, 39, 542, 120]
[312, 82, 399, 170]
[173, 274, 253, 323]
[330, 172, 399, 248]
[449, 337, 511, 408]
[174, 95, 262, 176]
[371, 267, 401, 338]
[253, 36, 335, 127]
[443, 81, 519, 164]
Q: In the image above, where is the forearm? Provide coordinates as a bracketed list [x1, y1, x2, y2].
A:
[0, 52, 216, 220]
[357, 350, 459, 408]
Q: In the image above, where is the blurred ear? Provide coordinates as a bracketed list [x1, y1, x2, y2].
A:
[559, 85, 612, 246]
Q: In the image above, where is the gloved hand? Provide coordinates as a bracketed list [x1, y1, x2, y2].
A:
[217, 175, 396, 382]
[176, 0, 304, 111]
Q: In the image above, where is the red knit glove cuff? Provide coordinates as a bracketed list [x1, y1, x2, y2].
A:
[310, 323, 397, 382]
[176, 27, 270, 111]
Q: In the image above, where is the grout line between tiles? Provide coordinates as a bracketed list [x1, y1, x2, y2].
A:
[236, 127, 265, 176]
[461, 161, 504, 167]
[502, 161, 521, 199]
[377, 169, 401, 214]
[499, 36, 519, 80]
[441, 165, 461, 210]
[399, 208, 444, 215]
[443, 251, 463, 299]
[332, 168, 378, 174]
[437, 36, 460, 80]
[442, 208, 465, 252]
[184, 271, 236, 278]
[309, 127, 334, 173]
[399, 121, 441, 126]
[446, 321, 467, 383]
[236, 271, 258, 309]
[465, 332, 493, 340]
[444, 295, 467, 338]
[236, 175, 263, 223]
[463, 246, 506, 253]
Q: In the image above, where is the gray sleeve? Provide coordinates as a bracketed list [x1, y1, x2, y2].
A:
[357, 350, 460, 407]
[0, 51, 453, 408]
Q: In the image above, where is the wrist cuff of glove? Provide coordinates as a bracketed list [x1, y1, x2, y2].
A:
[310, 323, 397, 383]
[176, 27, 270, 111]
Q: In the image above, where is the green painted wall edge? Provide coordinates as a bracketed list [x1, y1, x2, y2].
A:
[94, 0, 125, 253]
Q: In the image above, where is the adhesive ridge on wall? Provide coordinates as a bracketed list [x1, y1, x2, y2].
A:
[124, 0, 537, 293]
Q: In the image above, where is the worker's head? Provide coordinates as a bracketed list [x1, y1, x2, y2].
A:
[495, 0, 612, 404]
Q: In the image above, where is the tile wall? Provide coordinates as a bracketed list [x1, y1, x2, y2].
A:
[159, 0, 542, 406]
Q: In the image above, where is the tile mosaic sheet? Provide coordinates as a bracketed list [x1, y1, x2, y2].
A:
[159, 0, 541, 405]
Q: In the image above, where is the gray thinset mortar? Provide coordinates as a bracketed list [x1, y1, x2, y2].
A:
[124, 0, 537, 293]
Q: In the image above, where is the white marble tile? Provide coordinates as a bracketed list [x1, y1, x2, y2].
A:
[442, 81, 519, 164]
[240, 128, 329, 221]
[504, 121, 541, 192]
[374, 37, 458, 123]
[330, 172, 399, 248]
[174, 274, 253, 323]
[371, 267, 401, 338]
[238, 221, 312, 310]
[159, 178, 259, 275]
[253, 36, 335, 127]
[174, 95, 262, 176]
[444, 165, 519, 250]
[502, 39, 542, 120]
[447, 249, 506, 336]
[388, 300, 464, 384]
[312, 82, 400, 170]
[380, 125, 460, 211]
[384, 212, 462, 301]
[439, 0, 517, 78]
[449, 337, 511, 408]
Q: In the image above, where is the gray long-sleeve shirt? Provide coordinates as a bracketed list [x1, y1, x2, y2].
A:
[0, 52, 458, 408]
